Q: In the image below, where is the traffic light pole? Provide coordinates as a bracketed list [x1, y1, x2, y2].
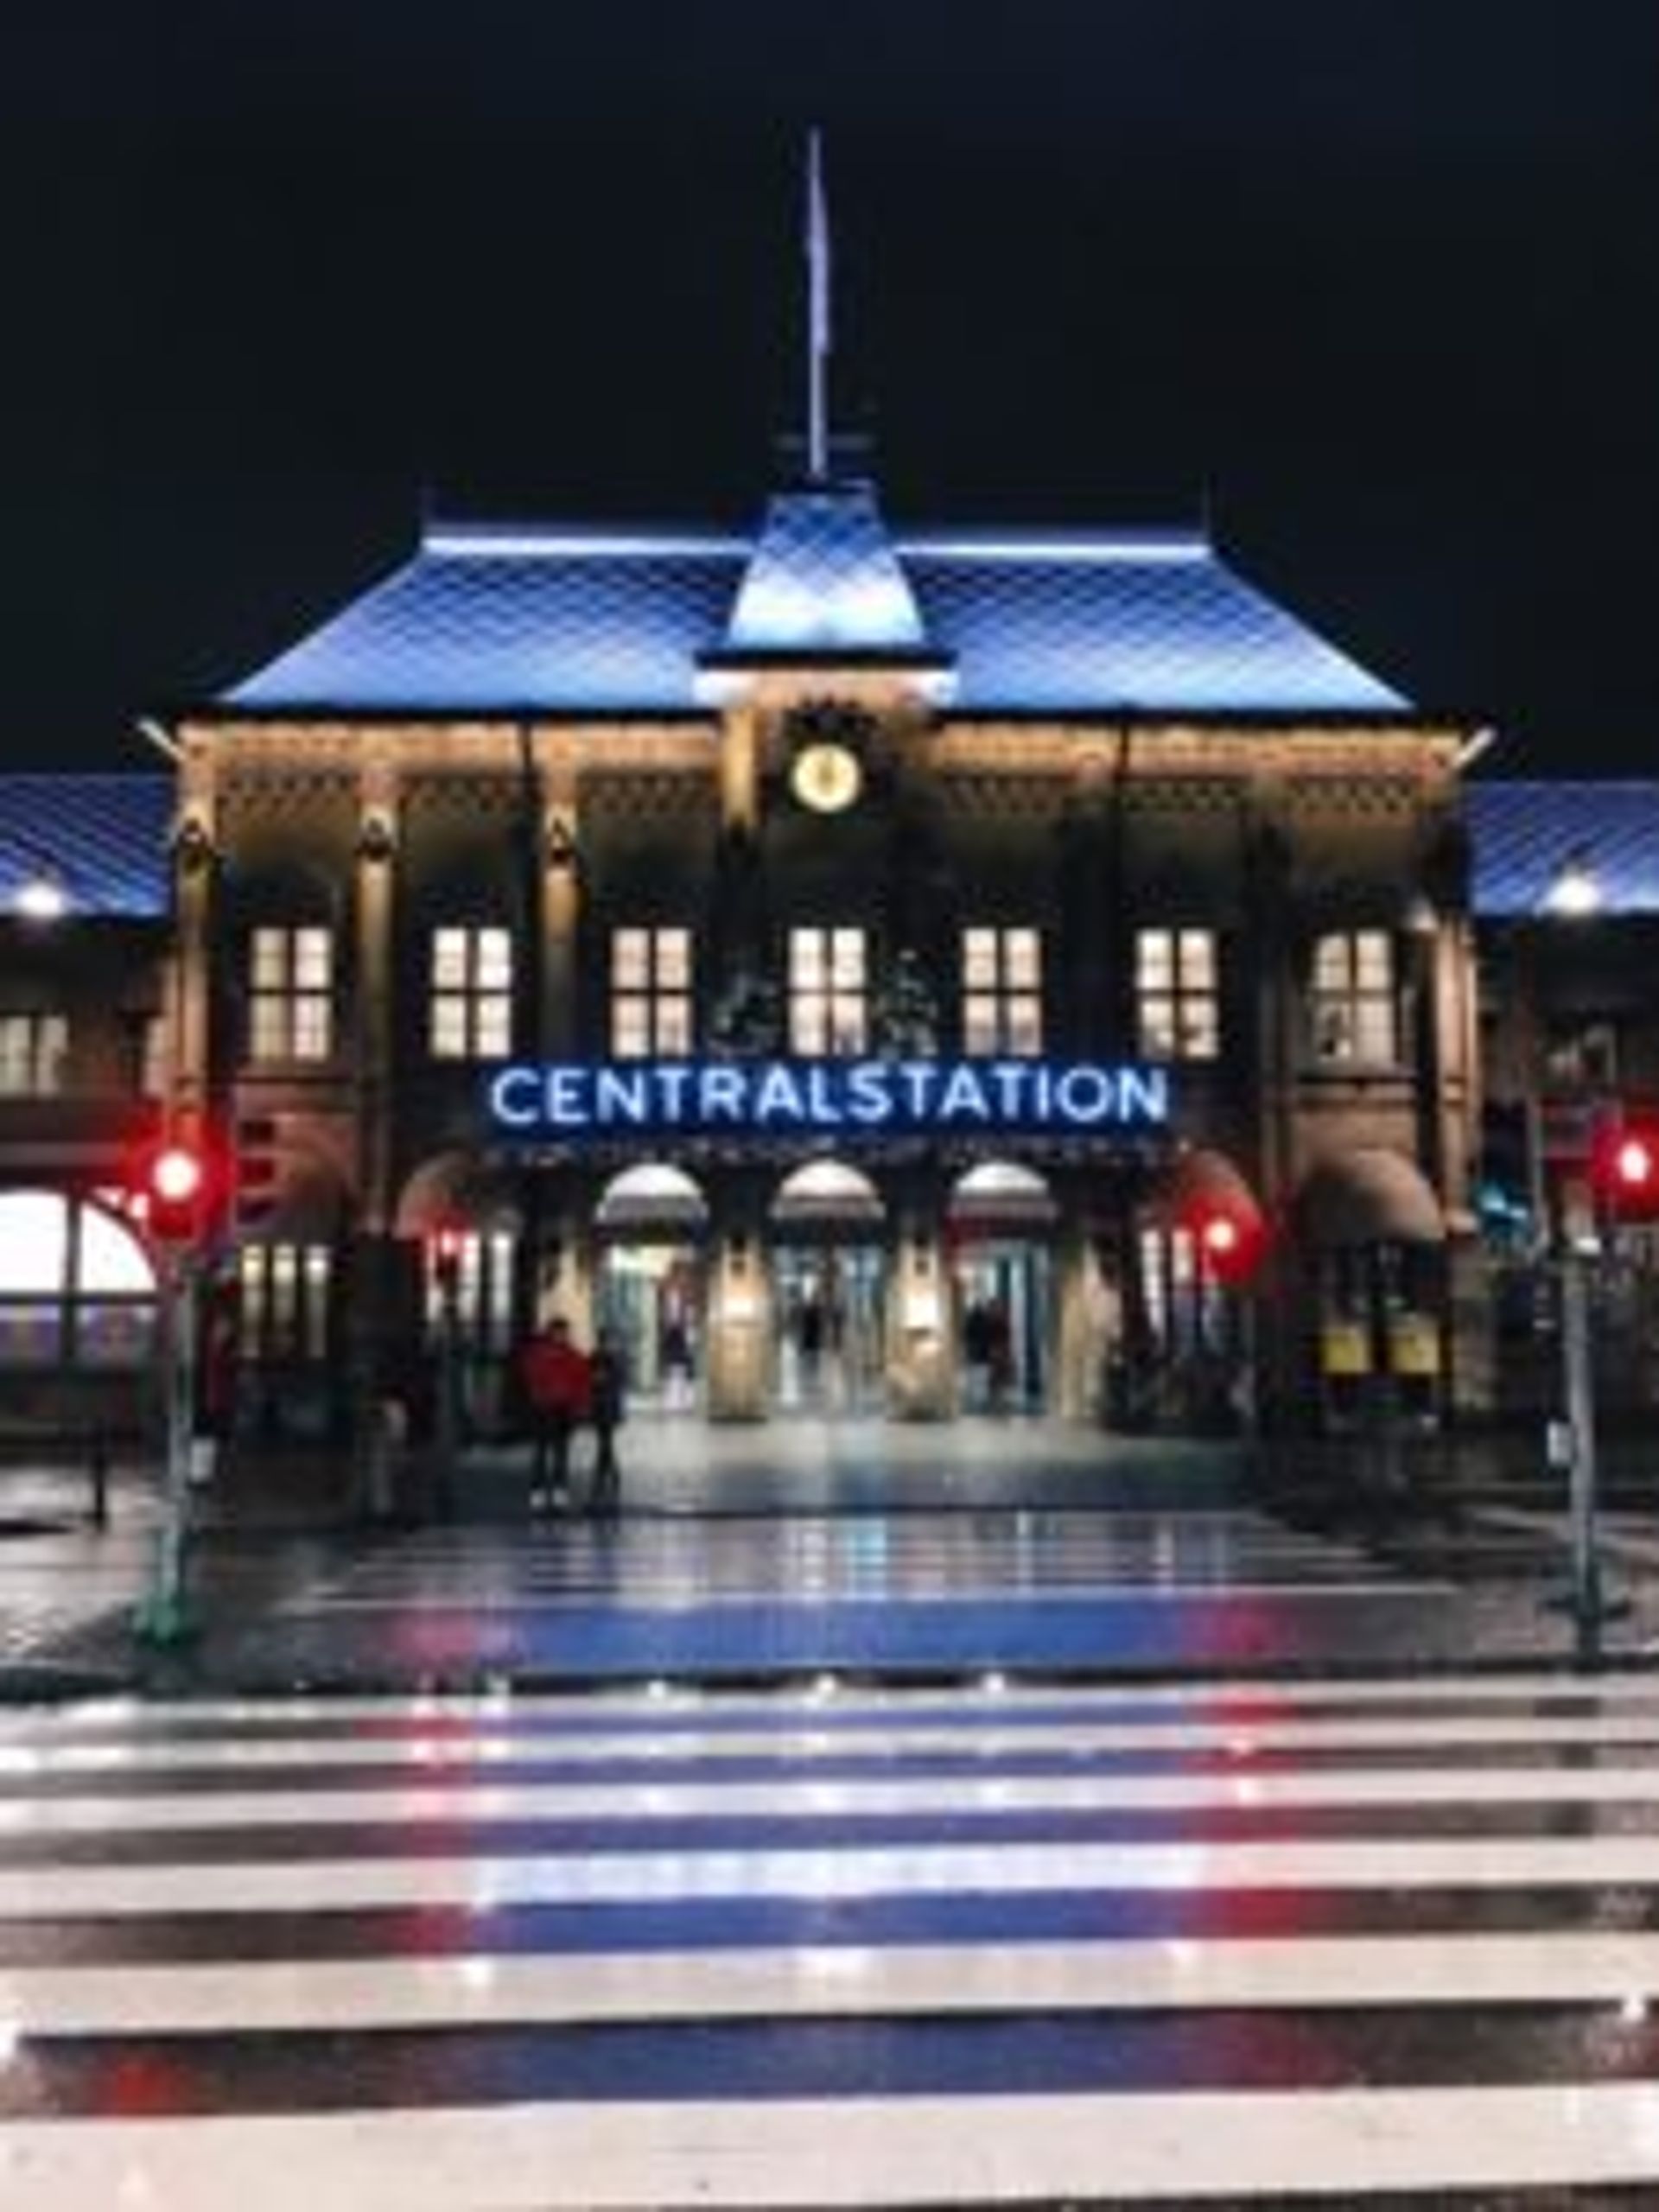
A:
[134, 1242, 200, 1647]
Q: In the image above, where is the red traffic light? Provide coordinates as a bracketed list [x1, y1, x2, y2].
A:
[133, 1140, 213, 1243]
[1592, 1115, 1659, 1219]
[1185, 1198, 1267, 1286]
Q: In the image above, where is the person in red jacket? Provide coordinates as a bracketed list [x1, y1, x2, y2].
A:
[520, 1315, 590, 1513]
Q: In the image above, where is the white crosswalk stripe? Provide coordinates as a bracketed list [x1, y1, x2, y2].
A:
[5, 1678, 1659, 2205]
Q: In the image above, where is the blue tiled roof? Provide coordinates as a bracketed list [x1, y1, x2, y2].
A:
[0, 774, 172, 920]
[225, 488, 1408, 717]
[720, 486, 931, 658]
[1468, 780, 1659, 918]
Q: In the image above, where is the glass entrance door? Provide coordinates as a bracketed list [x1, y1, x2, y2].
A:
[953, 1243, 1052, 1413]
[596, 1243, 703, 1413]
[772, 1244, 887, 1414]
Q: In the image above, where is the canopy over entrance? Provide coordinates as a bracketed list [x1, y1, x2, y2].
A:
[947, 1160, 1058, 1236]
[596, 1163, 709, 1236]
[1297, 1147, 1446, 1247]
[771, 1159, 885, 1230]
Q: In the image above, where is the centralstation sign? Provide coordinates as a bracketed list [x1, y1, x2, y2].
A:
[486, 1058, 1170, 1140]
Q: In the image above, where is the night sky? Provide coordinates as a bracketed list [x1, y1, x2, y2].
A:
[7, 1, 1659, 772]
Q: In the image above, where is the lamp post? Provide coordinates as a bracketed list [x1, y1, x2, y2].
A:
[132, 1141, 210, 1647]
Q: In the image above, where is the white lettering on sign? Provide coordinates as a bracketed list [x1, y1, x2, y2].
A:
[485, 1058, 1170, 1139]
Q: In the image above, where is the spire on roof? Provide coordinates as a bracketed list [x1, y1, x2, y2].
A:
[805, 130, 832, 482]
[716, 482, 934, 659]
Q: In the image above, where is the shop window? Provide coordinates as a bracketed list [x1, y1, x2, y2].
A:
[0, 1191, 155, 1369]
[1311, 930, 1398, 1065]
[249, 926, 334, 1063]
[0, 1012, 68, 1097]
[789, 927, 867, 1056]
[429, 925, 513, 1060]
[424, 1229, 516, 1355]
[611, 926, 692, 1058]
[962, 927, 1043, 1055]
[238, 1242, 333, 1363]
[1135, 930, 1218, 1060]
[128, 1012, 168, 1098]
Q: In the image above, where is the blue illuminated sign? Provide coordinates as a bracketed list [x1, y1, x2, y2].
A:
[486, 1058, 1169, 1138]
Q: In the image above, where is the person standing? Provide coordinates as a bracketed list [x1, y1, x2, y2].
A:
[520, 1315, 589, 1514]
[587, 1327, 626, 1516]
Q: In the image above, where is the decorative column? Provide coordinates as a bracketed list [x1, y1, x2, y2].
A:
[706, 1224, 771, 1421]
[168, 801, 219, 1135]
[353, 763, 400, 1236]
[541, 766, 582, 1057]
[886, 1211, 950, 1420]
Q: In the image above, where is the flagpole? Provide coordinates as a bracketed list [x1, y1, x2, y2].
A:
[806, 130, 830, 480]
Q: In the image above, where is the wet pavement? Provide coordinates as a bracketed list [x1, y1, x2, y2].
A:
[7, 1673, 1659, 2202]
[0, 1420, 1655, 1696]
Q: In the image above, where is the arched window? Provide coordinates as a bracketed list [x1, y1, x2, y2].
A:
[0, 1191, 156, 1368]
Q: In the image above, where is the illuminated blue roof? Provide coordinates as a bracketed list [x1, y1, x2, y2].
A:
[226, 489, 1407, 716]
[1468, 780, 1659, 918]
[719, 486, 931, 658]
[0, 774, 171, 920]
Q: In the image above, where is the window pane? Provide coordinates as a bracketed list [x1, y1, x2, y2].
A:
[1356, 1000, 1397, 1063]
[613, 928, 648, 986]
[1179, 931, 1216, 987]
[790, 930, 824, 988]
[430, 995, 467, 1058]
[293, 997, 332, 1060]
[477, 930, 513, 989]
[1007, 995, 1043, 1056]
[1356, 931, 1393, 988]
[251, 997, 287, 1062]
[1005, 930, 1040, 988]
[613, 999, 649, 1058]
[1139, 998, 1176, 1058]
[1179, 1001, 1218, 1058]
[432, 929, 467, 988]
[791, 992, 826, 1054]
[829, 992, 866, 1053]
[963, 995, 998, 1054]
[1315, 1002, 1352, 1059]
[251, 929, 287, 988]
[657, 997, 692, 1054]
[39, 1017, 67, 1091]
[1313, 935, 1351, 989]
[656, 930, 690, 988]
[475, 995, 513, 1058]
[831, 930, 865, 984]
[1137, 931, 1173, 987]
[963, 929, 997, 987]
[295, 929, 332, 988]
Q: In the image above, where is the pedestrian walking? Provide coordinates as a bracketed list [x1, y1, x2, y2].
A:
[587, 1327, 626, 1516]
[519, 1315, 590, 1514]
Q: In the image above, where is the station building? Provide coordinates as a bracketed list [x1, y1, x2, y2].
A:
[1, 475, 1655, 1454]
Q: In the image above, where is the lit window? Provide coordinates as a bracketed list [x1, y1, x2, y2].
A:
[135, 1013, 168, 1099]
[423, 1229, 517, 1355]
[0, 1013, 68, 1096]
[429, 926, 514, 1060]
[1135, 930, 1218, 1060]
[962, 927, 1043, 1056]
[249, 927, 334, 1063]
[1312, 930, 1398, 1064]
[789, 927, 867, 1055]
[238, 1243, 333, 1363]
[611, 927, 692, 1058]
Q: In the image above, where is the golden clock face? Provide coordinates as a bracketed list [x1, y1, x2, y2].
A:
[791, 740, 863, 814]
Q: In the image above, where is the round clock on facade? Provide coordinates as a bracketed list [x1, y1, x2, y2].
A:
[790, 738, 864, 814]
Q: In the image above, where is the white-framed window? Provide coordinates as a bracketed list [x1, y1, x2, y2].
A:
[249, 926, 333, 1063]
[0, 1012, 68, 1096]
[611, 926, 692, 1058]
[1135, 929, 1218, 1060]
[962, 927, 1043, 1055]
[429, 925, 513, 1060]
[238, 1242, 333, 1363]
[789, 926, 867, 1056]
[1312, 930, 1398, 1064]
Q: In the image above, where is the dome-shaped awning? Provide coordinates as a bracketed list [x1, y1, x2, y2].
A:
[771, 1159, 885, 1228]
[1297, 1148, 1445, 1247]
[947, 1161, 1058, 1234]
[595, 1163, 709, 1236]
[394, 1153, 522, 1238]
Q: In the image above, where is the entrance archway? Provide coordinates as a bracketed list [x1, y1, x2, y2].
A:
[947, 1163, 1057, 1413]
[769, 1160, 887, 1413]
[595, 1165, 708, 1411]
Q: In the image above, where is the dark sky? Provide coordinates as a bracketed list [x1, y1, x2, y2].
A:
[6, 0, 1659, 771]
